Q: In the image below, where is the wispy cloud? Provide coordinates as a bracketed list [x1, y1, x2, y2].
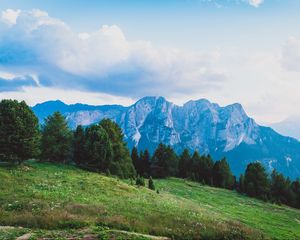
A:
[201, 0, 264, 8]
[247, 0, 264, 8]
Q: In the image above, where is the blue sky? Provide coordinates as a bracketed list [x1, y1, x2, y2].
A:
[0, 0, 300, 124]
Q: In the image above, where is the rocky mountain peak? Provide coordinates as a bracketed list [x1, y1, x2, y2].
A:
[32, 97, 300, 178]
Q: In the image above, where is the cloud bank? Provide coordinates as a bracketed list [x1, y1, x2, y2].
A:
[0, 9, 224, 98]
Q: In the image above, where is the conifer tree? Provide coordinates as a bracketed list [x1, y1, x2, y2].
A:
[136, 175, 145, 186]
[85, 124, 113, 171]
[178, 149, 190, 178]
[291, 179, 300, 208]
[212, 158, 234, 189]
[198, 155, 214, 184]
[189, 151, 201, 181]
[238, 174, 245, 193]
[244, 162, 270, 200]
[100, 119, 135, 178]
[73, 125, 86, 165]
[0, 100, 40, 164]
[141, 149, 151, 177]
[151, 143, 178, 178]
[270, 170, 293, 205]
[131, 147, 140, 174]
[148, 176, 155, 190]
[41, 111, 72, 163]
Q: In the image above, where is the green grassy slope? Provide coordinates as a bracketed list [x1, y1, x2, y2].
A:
[0, 161, 299, 240]
[156, 179, 300, 239]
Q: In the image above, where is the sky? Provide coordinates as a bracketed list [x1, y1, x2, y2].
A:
[0, 0, 300, 124]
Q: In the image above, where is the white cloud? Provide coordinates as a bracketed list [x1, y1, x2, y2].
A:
[0, 86, 134, 107]
[247, 0, 264, 8]
[1, 9, 21, 25]
[0, 71, 18, 80]
[0, 9, 224, 97]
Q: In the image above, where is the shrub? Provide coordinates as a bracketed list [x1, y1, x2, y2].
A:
[148, 176, 155, 190]
[136, 175, 145, 186]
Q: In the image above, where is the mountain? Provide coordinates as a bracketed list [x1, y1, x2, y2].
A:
[32, 97, 300, 178]
[270, 116, 300, 140]
[33, 100, 126, 129]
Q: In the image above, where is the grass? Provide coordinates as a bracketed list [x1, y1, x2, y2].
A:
[0, 161, 299, 239]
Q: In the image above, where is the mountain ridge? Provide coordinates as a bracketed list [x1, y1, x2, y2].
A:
[32, 96, 300, 178]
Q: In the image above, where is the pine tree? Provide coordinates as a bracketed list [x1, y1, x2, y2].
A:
[151, 143, 178, 178]
[136, 175, 145, 186]
[291, 179, 300, 208]
[189, 151, 201, 181]
[212, 158, 234, 189]
[41, 111, 72, 163]
[141, 149, 150, 177]
[198, 155, 214, 185]
[148, 176, 155, 190]
[244, 162, 270, 200]
[100, 119, 135, 178]
[178, 149, 190, 178]
[270, 170, 293, 205]
[84, 124, 113, 171]
[73, 125, 86, 165]
[131, 147, 140, 174]
[0, 100, 40, 164]
[238, 174, 245, 193]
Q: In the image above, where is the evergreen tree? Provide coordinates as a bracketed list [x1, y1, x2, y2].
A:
[148, 176, 155, 190]
[0, 100, 40, 164]
[151, 143, 165, 177]
[270, 170, 293, 205]
[151, 143, 178, 178]
[131, 147, 141, 174]
[189, 151, 201, 181]
[141, 149, 151, 177]
[73, 125, 86, 165]
[136, 175, 145, 186]
[41, 112, 72, 163]
[291, 179, 300, 208]
[198, 155, 214, 184]
[178, 149, 191, 178]
[238, 174, 245, 193]
[212, 158, 234, 189]
[85, 124, 113, 171]
[244, 162, 270, 200]
[100, 119, 135, 178]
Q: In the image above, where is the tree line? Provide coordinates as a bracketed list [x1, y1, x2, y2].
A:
[0, 99, 299, 209]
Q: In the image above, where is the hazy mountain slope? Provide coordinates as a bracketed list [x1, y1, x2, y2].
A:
[33, 100, 127, 128]
[270, 116, 300, 140]
[32, 97, 300, 178]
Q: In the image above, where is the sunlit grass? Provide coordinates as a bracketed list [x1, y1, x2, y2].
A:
[0, 161, 299, 239]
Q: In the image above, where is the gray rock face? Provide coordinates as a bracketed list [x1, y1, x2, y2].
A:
[32, 97, 300, 178]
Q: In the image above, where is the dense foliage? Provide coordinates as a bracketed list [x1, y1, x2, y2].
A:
[243, 162, 270, 200]
[99, 119, 136, 178]
[41, 112, 73, 163]
[151, 143, 178, 178]
[132, 145, 300, 209]
[0, 99, 40, 164]
[73, 119, 135, 178]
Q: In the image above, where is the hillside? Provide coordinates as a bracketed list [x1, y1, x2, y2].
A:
[32, 97, 300, 179]
[0, 162, 299, 240]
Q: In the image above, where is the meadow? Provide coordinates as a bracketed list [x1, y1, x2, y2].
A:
[0, 161, 299, 239]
